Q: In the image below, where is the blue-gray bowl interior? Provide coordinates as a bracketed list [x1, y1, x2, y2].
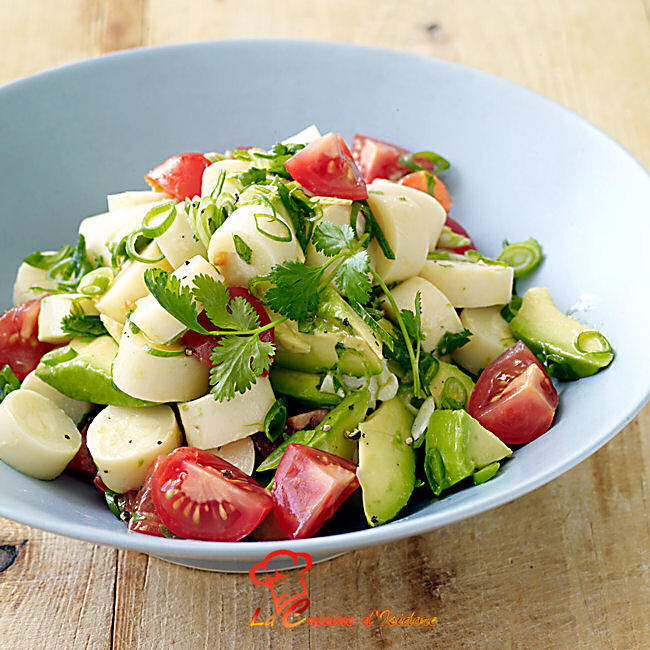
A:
[0, 41, 648, 565]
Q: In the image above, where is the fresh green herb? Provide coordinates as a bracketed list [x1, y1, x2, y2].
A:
[23, 244, 74, 271]
[125, 230, 163, 264]
[160, 524, 183, 539]
[239, 167, 267, 188]
[104, 490, 124, 520]
[334, 250, 372, 304]
[0, 365, 20, 403]
[233, 142, 305, 178]
[436, 329, 472, 356]
[210, 335, 274, 401]
[397, 150, 450, 174]
[264, 398, 287, 442]
[77, 267, 113, 296]
[500, 294, 523, 323]
[144, 269, 282, 400]
[313, 222, 356, 256]
[61, 302, 108, 338]
[233, 234, 253, 264]
[348, 300, 394, 350]
[263, 261, 325, 321]
[427, 249, 505, 266]
[497, 238, 543, 278]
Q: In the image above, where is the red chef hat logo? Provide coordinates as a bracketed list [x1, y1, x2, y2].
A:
[249, 549, 313, 628]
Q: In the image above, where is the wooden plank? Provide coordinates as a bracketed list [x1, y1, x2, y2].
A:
[0, 519, 117, 649]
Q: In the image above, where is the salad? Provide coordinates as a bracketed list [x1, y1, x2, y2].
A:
[0, 126, 615, 542]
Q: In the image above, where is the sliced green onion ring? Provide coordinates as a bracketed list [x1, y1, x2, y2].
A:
[496, 238, 543, 278]
[575, 330, 612, 356]
[125, 230, 163, 263]
[437, 225, 472, 249]
[254, 211, 293, 243]
[78, 267, 113, 296]
[440, 377, 467, 410]
[141, 201, 177, 238]
[143, 344, 186, 358]
[397, 150, 451, 174]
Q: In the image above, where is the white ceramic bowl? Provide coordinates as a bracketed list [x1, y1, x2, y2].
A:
[0, 41, 648, 572]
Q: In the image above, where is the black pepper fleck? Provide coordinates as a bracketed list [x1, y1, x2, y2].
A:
[348, 404, 354, 410]
[223, 470, 234, 478]
[64, 434, 70, 440]
[157, 441, 162, 445]
[342, 318, 350, 327]
[370, 515, 379, 525]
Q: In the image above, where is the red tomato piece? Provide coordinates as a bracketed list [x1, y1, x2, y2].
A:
[352, 134, 409, 182]
[66, 415, 97, 479]
[352, 134, 447, 184]
[398, 170, 453, 214]
[182, 287, 274, 376]
[151, 447, 273, 541]
[285, 133, 367, 200]
[145, 153, 211, 201]
[468, 341, 559, 444]
[127, 457, 166, 537]
[444, 216, 476, 254]
[0, 298, 54, 380]
[271, 444, 359, 540]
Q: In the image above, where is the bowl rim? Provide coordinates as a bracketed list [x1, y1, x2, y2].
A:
[0, 39, 648, 560]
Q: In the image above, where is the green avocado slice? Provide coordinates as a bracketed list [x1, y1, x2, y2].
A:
[35, 336, 155, 407]
[509, 287, 614, 379]
[269, 367, 343, 407]
[424, 409, 511, 496]
[357, 397, 416, 526]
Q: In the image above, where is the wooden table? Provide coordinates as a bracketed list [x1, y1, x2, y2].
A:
[1, 1, 648, 647]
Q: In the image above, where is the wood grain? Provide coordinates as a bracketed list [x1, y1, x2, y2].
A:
[0, 1, 648, 648]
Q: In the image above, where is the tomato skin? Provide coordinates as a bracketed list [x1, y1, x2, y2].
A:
[468, 341, 559, 444]
[444, 216, 476, 254]
[66, 415, 97, 479]
[285, 133, 367, 200]
[271, 444, 360, 540]
[152, 447, 273, 541]
[145, 153, 210, 201]
[0, 298, 54, 380]
[127, 457, 165, 537]
[352, 134, 409, 182]
[182, 287, 274, 376]
[398, 170, 453, 214]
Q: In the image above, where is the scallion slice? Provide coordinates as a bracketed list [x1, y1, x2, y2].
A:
[496, 238, 543, 277]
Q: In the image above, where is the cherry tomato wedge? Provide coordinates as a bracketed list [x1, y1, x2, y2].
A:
[352, 134, 409, 182]
[398, 170, 453, 214]
[182, 287, 274, 377]
[285, 133, 367, 200]
[152, 447, 273, 541]
[145, 153, 211, 201]
[127, 457, 166, 537]
[66, 415, 97, 479]
[444, 216, 476, 254]
[468, 341, 559, 444]
[271, 443, 360, 540]
[352, 134, 445, 184]
[0, 298, 54, 380]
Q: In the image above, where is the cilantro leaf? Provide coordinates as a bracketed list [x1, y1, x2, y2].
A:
[61, 314, 108, 338]
[0, 365, 20, 403]
[263, 261, 324, 321]
[334, 250, 372, 305]
[227, 296, 261, 331]
[348, 300, 394, 350]
[239, 167, 267, 188]
[500, 294, 522, 323]
[144, 268, 208, 334]
[436, 329, 472, 356]
[313, 222, 356, 257]
[210, 336, 274, 400]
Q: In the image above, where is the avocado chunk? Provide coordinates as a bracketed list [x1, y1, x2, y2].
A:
[257, 388, 370, 472]
[35, 336, 155, 407]
[424, 409, 511, 496]
[269, 367, 342, 407]
[274, 288, 383, 377]
[357, 397, 415, 526]
[428, 359, 475, 409]
[510, 287, 614, 379]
